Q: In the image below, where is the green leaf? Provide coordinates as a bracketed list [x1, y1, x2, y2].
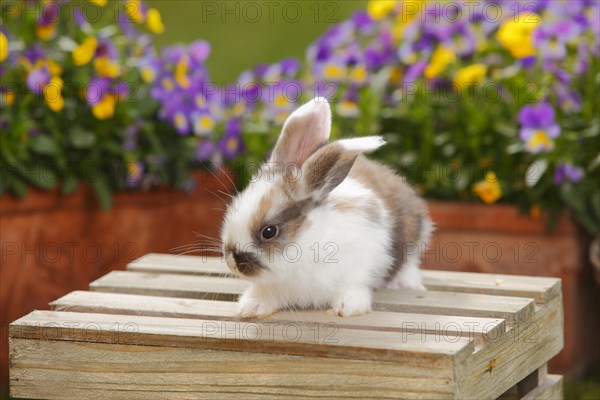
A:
[62, 174, 79, 196]
[30, 135, 60, 156]
[19, 164, 58, 190]
[89, 177, 112, 211]
[69, 128, 97, 149]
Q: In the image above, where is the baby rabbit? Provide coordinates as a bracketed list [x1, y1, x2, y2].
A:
[221, 97, 432, 317]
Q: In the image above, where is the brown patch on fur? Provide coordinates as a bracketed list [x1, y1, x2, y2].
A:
[249, 190, 273, 239]
[304, 143, 359, 193]
[277, 198, 316, 238]
[332, 198, 382, 224]
[349, 155, 430, 282]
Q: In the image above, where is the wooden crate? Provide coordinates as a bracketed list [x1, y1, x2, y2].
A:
[9, 253, 564, 399]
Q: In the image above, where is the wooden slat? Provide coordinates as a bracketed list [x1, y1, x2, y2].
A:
[51, 291, 506, 348]
[126, 254, 560, 303]
[91, 271, 535, 324]
[455, 295, 563, 399]
[128, 253, 227, 276]
[10, 338, 460, 399]
[521, 375, 563, 400]
[10, 310, 473, 360]
[90, 271, 244, 301]
[421, 270, 560, 304]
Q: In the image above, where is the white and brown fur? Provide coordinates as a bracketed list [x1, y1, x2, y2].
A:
[221, 97, 432, 317]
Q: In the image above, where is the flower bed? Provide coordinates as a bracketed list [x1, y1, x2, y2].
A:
[2, 0, 598, 236]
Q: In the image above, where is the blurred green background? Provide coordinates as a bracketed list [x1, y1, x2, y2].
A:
[146, 0, 367, 83]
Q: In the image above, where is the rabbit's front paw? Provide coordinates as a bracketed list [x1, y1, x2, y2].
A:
[331, 291, 372, 317]
[237, 295, 277, 318]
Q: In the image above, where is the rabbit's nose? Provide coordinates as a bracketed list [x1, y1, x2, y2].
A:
[231, 251, 264, 276]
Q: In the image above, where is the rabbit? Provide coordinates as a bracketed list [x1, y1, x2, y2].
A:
[221, 97, 433, 318]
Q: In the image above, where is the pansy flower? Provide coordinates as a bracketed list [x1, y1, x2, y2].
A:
[554, 163, 584, 185]
[219, 118, 245, 159]
[518, 102, 561, 153]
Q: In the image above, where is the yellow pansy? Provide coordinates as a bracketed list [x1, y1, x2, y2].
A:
[0, 32, 8, 62]
[147, 8, 164, 34]
[141, 66, 156, 82]
[89, 0, 107, 5]
[73, 36, 98, 66]
[46, 59, 63, 76]
[174, 59, 190, 89]
[367, 0, 398, 20]
[473, 172, 502, 205]
[389, 66, 403, 83]
[125, 0, 145, 23]
[44, 76, 64, 112]
[424, 46, 455, 79]
[496, 13, 541, 58]
[454, 64, 487, 87]
[92, 94, 116, 120]
[127, 161, 142, 178]
[393, 0, 427, 39]
[94, 57, 121, 78]
[36, 23, 57, 41]
[2, 90, 15, 106]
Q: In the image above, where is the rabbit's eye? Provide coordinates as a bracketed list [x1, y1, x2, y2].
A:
[261, 225, 278, 240]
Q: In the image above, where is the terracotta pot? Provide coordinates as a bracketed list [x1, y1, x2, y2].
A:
[424, 201, 599, 377]
[0, 170, 233, 391]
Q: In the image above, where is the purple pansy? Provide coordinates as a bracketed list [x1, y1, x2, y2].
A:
[86, 77, 112, 105]
[554, 164, 584, 184]
[219, 118, 245, 159]
[26, 67, 50, 93]
[518, 102, 561, 153]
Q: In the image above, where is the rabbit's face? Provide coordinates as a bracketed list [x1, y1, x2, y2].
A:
[221, 164, 314, 280]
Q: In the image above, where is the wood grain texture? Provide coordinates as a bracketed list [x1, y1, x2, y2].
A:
[90, 271, 244, 301]
[126, 255, 560, 304]
[51, 291, 506, 348]
[10, 338, 458, 399]
[455, 295, 563, 399]
[10, 311, 474, 360]
[93, 271, 535, 324]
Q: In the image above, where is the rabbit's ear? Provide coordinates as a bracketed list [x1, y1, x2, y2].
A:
[302, 136, 385, 197]
[270, 97, 331, 167]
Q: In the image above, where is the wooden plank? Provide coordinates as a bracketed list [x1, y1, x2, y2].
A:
[521, 375, 563, 400]
[10, 311, 473, 361]
[128, 253, 228, 276]
[455, 295, 563, 399]
[10, 338, 459, 399]
[51, 291, 506, 348]
[421, 270, 560, 304]
[90, 271, 244, 301]
[91, 271, 535, 324]
[126, 254, 560, 303]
